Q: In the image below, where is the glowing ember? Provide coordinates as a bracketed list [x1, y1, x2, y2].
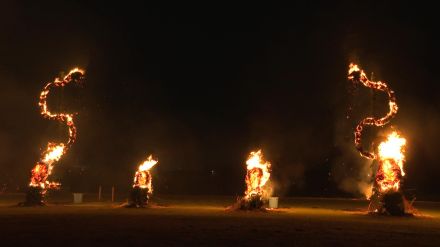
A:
[29, 68, 85, 195]
[377, 131, 406, 192]
[244, 150, 271, 199]
[348, 63, 398, 160]
[133, 155, 158, 192]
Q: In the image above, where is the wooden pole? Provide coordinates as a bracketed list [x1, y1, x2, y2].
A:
[111, 186, 115, 202]
[98, 185, 102, 201]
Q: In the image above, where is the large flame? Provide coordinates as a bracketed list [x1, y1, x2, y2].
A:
[376, 132, 406, 192]
[29, 143, 65, 189]
[244, 150, 271, 199]
[29, 68, 85, 193]
[133, 155, 158, 192]
[42, 143, 65, 164]
[348, 63, 398, 160]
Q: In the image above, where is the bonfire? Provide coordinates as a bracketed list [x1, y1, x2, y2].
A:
[235, 150, 271, 210]
[369, 131, 408, 215]
[127, 155, 158, 208]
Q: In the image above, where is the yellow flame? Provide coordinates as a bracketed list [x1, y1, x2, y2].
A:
[363, 184, 373, 200]
[348, 63, 361, 78]
[138, 155, 158, 171]
[378, 132, 406, 171]
[377, 131, 406, 192]
[54, 68, 85, 83]
[42, 144, 65, 164]
[68, 68, 85, 75]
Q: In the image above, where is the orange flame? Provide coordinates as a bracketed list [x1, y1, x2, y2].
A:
[376, 132, 406, 192]
[29, 68, 85, 192]
[244, 150, 271, 199]
[348, 63, 398, 159]
[133, 155, 158, 193]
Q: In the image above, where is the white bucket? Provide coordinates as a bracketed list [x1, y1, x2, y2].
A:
[268, 197, 279, 208]
[73, 193, 83, 204]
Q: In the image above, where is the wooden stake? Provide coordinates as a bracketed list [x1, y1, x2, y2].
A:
[111, 186, 115, 202]
[98, 185, 102, 201]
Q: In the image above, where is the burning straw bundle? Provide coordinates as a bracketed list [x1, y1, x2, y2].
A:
[126, 155, 157, 208]
[230, 150, 271, 211]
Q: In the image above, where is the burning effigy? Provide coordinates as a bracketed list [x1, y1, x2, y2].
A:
[21, 69, 85, 206]
[127, 155, 158, 208]
[232, 150, 272, 210]
[348, 63, 411, 216]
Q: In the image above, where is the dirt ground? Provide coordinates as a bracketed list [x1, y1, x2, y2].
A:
[0, 194, 439, 246]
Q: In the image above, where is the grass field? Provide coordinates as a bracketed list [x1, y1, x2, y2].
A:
[1, 194, 439, 246]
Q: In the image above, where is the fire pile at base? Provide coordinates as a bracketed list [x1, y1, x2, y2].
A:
[348, 63, 411, 216]
[236, 150, 271, 210]
[22, 69, 85, 206]
[127, 155, 158, 208]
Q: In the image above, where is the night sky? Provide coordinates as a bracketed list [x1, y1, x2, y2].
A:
[1, 2, 439, 198]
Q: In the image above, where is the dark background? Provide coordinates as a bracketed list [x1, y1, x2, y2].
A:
[1, 2, 439, 198]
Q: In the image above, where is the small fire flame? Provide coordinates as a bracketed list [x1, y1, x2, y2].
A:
[376, 132, 406, 192]
[133, 155, 158, 193]
[29, 68, 85, 193]
[245, 150, 271, 199]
